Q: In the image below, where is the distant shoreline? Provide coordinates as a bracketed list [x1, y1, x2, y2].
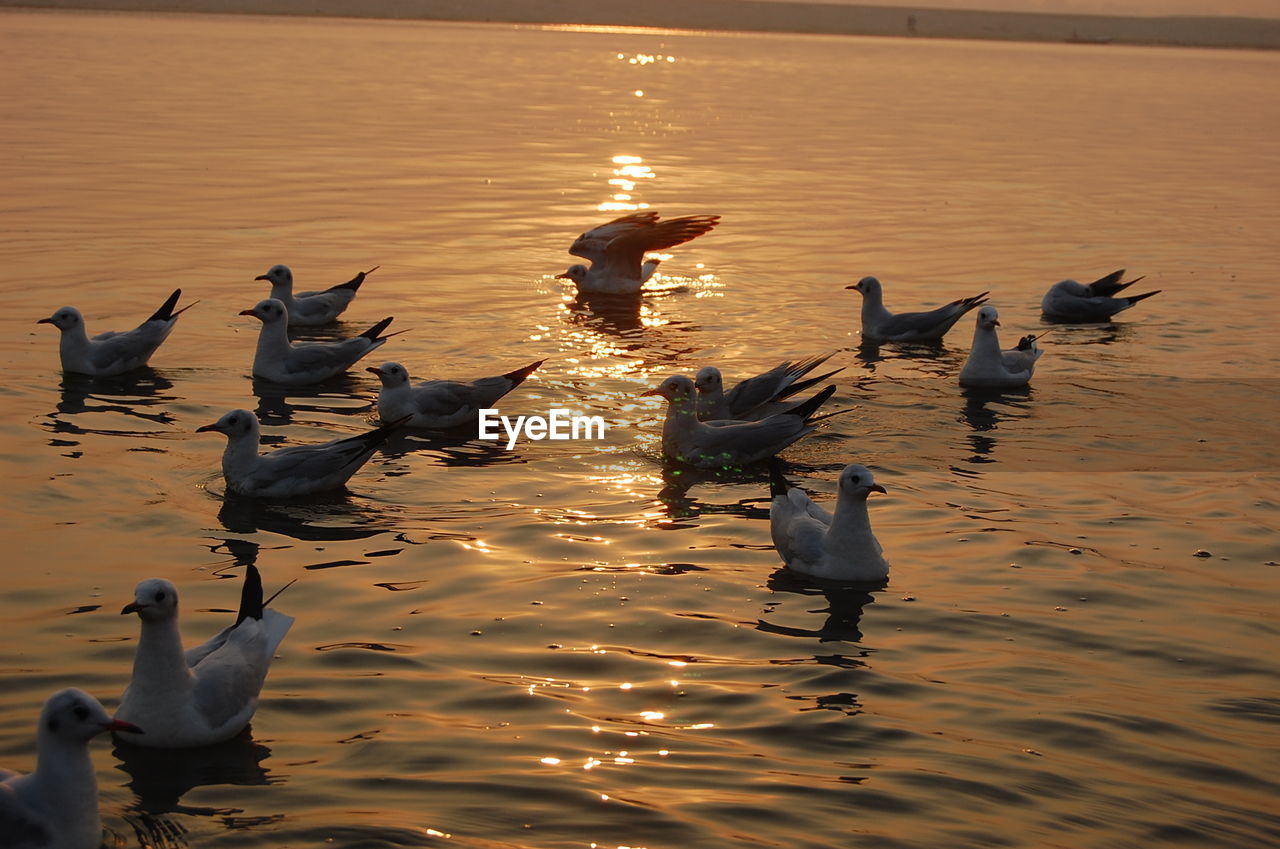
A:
[2, 0, 1278, 50]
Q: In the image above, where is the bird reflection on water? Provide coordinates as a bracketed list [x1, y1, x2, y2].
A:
[46, 370, 180, 435]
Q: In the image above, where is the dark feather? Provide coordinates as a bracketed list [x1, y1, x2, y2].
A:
[147, 289, 183, 323]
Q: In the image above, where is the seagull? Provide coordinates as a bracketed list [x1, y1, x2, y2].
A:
[198, 408, 407, 498]
[116, 564, 294, 748]
[1041, 269, 1161, 322]
[770, 461, 889, 582]
[367, 359, 545, 429]
[845, 276, 988, 344]
[37, 289, 196, 376]
[958, 305, 1044, 388]
[0, 689, 142, 849]
[240, 298, 396, 385]
[254, 264, 378, 326]
[642, 374, 838, 469]
[694, 353, 843, 421]
[556, 211, 720, 294]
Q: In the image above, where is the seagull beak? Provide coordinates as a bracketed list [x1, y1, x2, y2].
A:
[870, 483, 887, 495]
[843, 283, 859, 290]
[254, 274, 271, 281]
[36, 317, 54, 325]
[639, 388, 662, 397]
[554, 272, 571, 280]
[993, 319, 1001, 327]
[238, 309, 259, 317]
[120, 601, 144, 615]
[365, 366, 383, 376]
[107, 718, 143, 734]
[195, 423, 221, 433]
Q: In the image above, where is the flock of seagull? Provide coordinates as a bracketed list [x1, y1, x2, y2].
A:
[6, 210, 1162, 848]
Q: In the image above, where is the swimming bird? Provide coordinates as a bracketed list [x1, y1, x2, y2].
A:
[1040, 269, 1161, 322]
[694, 353, 843, 421]
[254, 264, 377, 326]
[0, 689, 142, 849]
[240, 298, 395, 385]
[556, 211, 720, 294]
[37, 289, 196, 376]
[367, 359, 545, 430]
[770, 461, 889, 582]
[845, 276, 988, 344]
[198, 408, 407, 498]
[642, 374, 838, 469]
[116, 565, 293, 749]
[958, 306, 1044, 389]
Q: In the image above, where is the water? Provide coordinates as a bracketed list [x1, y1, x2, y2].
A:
[1, 9, 1278, 849]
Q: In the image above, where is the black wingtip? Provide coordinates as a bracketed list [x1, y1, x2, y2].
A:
[361, 317, 394, 340]
[777, 367, 846, 401]
[769, 458, 791, 499]
[1125, 289, 1161, 305]
[235, 563, 265, 625]
[502, 359, 545, 386]
[783, 385, 837, 422]
[334, 266, 378, 292]
[147, 289, 183, 323]
[1087, 269, 1128, 297]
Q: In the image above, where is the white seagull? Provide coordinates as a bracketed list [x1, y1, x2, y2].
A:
[556, 211, 720, 294]
[38, 289, 196, 376]
[1041, 269, 1160, 322]
[116, 565, 293, 748]
[0, 689, 142, 849]
[367, 359, 545, 429]
[240, 298, 396, 385]
[254, 264, 378, 326]
[845, 276, 988, 344]
[198, 408, 407, 498]
[642, 374, 838, 469]
[770, 461, 889, 583]
[694, 353, 843, 421]
[958, 305, 1044, 389]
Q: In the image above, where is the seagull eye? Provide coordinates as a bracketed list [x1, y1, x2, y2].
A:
[73, 705, 90, 721]
[156, 591, 167, 602]
[228, 416, 239, 426]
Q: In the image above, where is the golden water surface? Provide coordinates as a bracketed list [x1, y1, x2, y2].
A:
[0, 9, 1277, 849]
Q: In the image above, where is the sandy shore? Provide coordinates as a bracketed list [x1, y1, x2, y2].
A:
[1, 0, 1277, 50]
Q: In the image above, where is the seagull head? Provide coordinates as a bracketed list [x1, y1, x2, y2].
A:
[839, 463, 886, 500]
[121, 577, 180, 623]
[555, 265, 588, 285]
[39, 688, 142, 744]
[640, 374, 696, 403]
[254, 264, 293, 288]
[37, 306, 85, 331]
[693, 366, 722, 394]
[239, 298, 288, 325]
[844, 276, 882, 298]
[976, 305, 1000, 331]
[196, 409, 260, 441]
[366, 362, 410, 387]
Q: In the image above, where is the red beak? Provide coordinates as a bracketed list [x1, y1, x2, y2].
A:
[108, 718, 144, 734]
